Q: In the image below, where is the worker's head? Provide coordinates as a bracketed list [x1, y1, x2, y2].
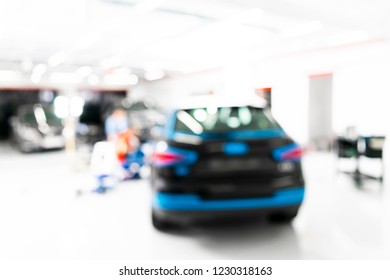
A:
[112, 107, 126, 118]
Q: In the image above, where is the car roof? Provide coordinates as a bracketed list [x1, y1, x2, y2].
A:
[177, 95, 267, 110]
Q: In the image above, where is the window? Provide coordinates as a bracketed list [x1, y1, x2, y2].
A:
[174, 106, 280, 134]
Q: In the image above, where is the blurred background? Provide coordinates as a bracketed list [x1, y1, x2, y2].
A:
[1, 0, 390, 259]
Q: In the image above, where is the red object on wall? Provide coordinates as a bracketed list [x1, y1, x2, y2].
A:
[255, 87, 272, 107]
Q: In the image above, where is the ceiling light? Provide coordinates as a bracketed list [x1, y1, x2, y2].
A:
[31, 64, 47, 84]
[327, 30, 369, 47]
[0, 70, 21, 82]
[70, 96, 85, 117]
[54, 96, 69, 118]
[144, 69, 165, 81]
[31, 73, 42, 84]
[282, 21, 323, 38]
[128, 74, 139, 85]
[33, 64, 47, 76]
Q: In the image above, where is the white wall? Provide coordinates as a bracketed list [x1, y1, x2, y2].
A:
[333, 61, 390, 136]
[132, 40, 390, 145]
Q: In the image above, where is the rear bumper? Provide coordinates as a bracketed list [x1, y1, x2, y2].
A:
[153, 187, 304, 212]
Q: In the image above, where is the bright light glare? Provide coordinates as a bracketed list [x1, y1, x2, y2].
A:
[129, 74, 139, 85]
[156, 141, 168, 152]
[31, 64, 47, 83]
[239, 107, 252, 125]
[207, 107, 218, 114]
[0, 70, 21, 82]
[177, 111, 204, 134]
[227, 117, 240, 128]
[282, 21, 323, 38]
[54, 96, 69, 118]
[70, 96, 85, 117]
[33, 64, 47, 76]
[193, 109, 208, 122]
[33, 104, 47, 124]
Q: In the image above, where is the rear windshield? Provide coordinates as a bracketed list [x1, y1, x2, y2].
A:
[174, 106, 280, 134]
[20, 108, 62, 126]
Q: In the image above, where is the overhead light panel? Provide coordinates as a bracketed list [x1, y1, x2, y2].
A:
[31, 64, 47, 84]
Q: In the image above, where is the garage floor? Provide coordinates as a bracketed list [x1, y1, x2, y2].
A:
[1, 142, 389, 260]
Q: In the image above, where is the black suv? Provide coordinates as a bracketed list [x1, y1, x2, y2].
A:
[151, 100, 305, 230]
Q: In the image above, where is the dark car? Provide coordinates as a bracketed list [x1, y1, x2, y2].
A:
[10, 104, 65, 152]
[126, 100, 166, 143]
[150, 98, 305, 230]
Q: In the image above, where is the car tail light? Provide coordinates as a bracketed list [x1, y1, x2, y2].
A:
[273, 144, 303, 162]
[153, 151, 185, 166]
[152, 142, 198, 167]
[281, 146, 303, 161]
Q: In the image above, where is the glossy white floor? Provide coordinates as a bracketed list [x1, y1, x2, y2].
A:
[1, 142, 389, 260]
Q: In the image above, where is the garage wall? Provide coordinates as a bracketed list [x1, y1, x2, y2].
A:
[132, 40, 390, 145]
[133, 61, 309, 144]
[333, 61, 390, 136]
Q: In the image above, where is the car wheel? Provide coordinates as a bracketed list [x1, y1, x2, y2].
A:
[268, 209, 299, 223]
[152, 210, 177, 231]
[18, 141, 34, 153]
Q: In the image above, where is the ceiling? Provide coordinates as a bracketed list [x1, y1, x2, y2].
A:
[0, 0, 389, 86]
